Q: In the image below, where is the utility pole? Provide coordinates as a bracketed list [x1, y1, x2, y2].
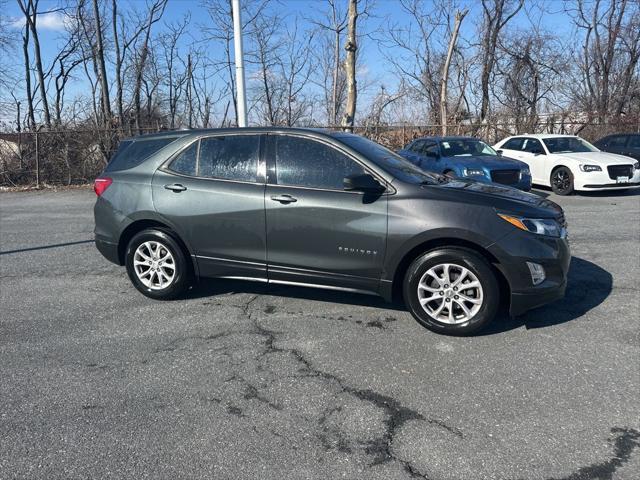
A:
[232, 0, 248, 127]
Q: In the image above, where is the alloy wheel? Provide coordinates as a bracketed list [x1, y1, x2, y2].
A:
[552, 169, 571, 193]
[133, 241, 176, 290]
[416, 263, 484, 324]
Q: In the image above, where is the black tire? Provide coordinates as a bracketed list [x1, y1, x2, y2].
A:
[550, 166, 574, 195]
[125, 228, 192, 300]
[403, 248, 500, 336]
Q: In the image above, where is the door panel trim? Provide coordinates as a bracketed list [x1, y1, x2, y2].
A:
[268, 264, 380, 293]
[194, 254, 267, 279]
[268, 279, 377, 296]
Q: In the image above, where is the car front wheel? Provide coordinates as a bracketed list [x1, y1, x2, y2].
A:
[551, 167, 574, 195]
[403, 248, 500, 335]
[125, 229, 191, 300]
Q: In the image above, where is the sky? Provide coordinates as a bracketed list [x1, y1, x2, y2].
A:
[2, 0, 579, 125]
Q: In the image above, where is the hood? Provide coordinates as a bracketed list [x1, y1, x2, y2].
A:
[425, 178, 562, 218]
[443, 154, 528, 170]
[553, 151, 637, 165]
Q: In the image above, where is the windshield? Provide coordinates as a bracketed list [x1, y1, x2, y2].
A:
[440, 139, 497, 157]
[335, 134, 442, 185]
[542, 137, 598, 154]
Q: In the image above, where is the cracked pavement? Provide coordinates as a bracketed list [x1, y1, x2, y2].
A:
[1, 188, 639, 479]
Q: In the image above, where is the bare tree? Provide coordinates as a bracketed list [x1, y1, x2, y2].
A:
[341, 0, 358, 131]
[479, 0, 524, 122]
[131, 0, 168, 132]
[308, 0, 347, 125]
[569, 0, 640, 122]
[20, 15, 36, 130]
[49, 28, 85, 125]
[380, 0, 451, 123]
[440, 8, 467, 134]
[17, 0, 52, 128]
[202, 0, 270, 126]
[91, 0, 111, 123]
[158, 15, 190, 129]
[250, 9, 282, 125]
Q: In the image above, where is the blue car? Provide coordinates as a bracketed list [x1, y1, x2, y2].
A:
[398, 136, 532, 191]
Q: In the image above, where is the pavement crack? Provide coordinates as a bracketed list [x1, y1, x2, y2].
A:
[249, 313, 444, 478]
[546, 427, 640, 480]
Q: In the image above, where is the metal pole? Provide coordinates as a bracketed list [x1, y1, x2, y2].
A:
[35, 130, 40, 189]
[232, 0, 248, 127]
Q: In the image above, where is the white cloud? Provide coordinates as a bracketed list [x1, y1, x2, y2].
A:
[11, 11, 67, 32]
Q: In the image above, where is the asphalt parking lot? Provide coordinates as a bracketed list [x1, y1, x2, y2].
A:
[1, 187, 639, 479]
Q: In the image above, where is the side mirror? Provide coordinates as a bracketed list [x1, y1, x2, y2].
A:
[425, 151, 440, 160]
[343, 173, 385, 193]
[532, 149, 544, 155]
[496, 149, 503, 156]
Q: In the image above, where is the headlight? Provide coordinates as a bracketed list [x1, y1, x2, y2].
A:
[634, 161, 639, 170]
[498, 213, 564, 238]
[465, 168, 485, 176]
[521, 167, 531, 175]
[579, 164, 602, 172]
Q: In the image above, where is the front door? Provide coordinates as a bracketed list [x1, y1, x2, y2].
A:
[264, 134, 388, 293]
[519, 137, 547, 184]
[151, 133, 267, 280]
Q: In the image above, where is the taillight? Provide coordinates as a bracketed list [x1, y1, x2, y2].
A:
[94, 177, 113, 196]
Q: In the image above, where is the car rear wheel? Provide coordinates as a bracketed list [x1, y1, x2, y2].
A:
[551, 167, 574, 195]
[125, 229, 191, 300]
[403, 248, 500, 336]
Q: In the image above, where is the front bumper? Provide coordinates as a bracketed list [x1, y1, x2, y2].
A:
[510, 279, 567, 317]
[574, 168, 640, 190]
[488, 229, 571, 317]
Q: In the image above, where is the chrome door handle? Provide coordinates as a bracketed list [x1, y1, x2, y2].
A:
[164, 183, 187, 192]
[270, 194, 297, 204]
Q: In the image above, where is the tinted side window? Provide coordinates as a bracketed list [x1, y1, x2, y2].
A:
[502, 138, 524, 150]
[105, 137, 178, 172]
[275, 136, 365, 190]
[198, 135, 259, 182]
[522, 138, 544, 154]
[609, 136, 628, 148]
[424, 142, 439, 156]
[168, 141, 198, 176]
[409, 140, 424, 153]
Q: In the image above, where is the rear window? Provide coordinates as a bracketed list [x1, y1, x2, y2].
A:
[105, 137, 178, 172]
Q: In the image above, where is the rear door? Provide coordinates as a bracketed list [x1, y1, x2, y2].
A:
[151, 133, 267, 280]
[264, 133, 388, 293]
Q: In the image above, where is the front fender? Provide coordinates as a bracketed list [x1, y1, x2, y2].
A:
[382, 226, 506, 282]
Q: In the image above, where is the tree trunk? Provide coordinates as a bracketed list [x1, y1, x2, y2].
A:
[112, 0, 124, 127]
[341, 0, 358, 132]
[440, 9, 467, 135]
[332, 28, 340, 126]
[21, 26, 35, 130]
[187, 53, 193, 129]
[18, 0, 50, 128]
[92, 0, 112, 123]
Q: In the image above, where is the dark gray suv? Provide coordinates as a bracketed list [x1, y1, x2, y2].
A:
[94, 128, 570, 335]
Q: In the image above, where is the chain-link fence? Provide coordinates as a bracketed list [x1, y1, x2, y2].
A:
[1, 117, 639, 188]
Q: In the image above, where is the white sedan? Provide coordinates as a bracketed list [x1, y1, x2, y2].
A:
[493, 134, 640, 195]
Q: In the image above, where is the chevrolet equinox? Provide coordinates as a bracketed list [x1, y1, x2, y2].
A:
[94, 128, 570, 335]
